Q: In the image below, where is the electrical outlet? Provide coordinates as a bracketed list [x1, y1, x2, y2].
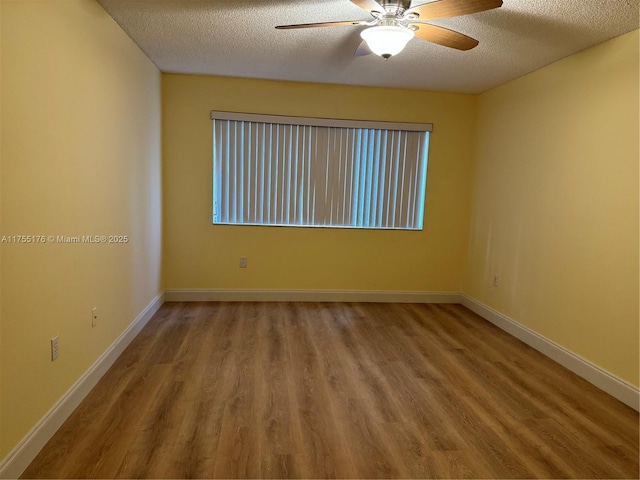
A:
[51, 336, 59, 361]
[91, 307, 98, 327]
[493, 275, 500, 287]
[239, 257, 248, 268]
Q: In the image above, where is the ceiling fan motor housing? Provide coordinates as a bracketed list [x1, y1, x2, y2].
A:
[379, 0, 412, 11]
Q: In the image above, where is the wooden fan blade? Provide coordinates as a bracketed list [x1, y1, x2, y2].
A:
[354, 40, 372, 57]
[407, 0, 502, 20]
[349, 0, 385, 14]
[411, 23, 479, 50]
[276, 20, 366, 29]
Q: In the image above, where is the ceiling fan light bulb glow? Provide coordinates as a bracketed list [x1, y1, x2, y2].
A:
[360, 25, 414, 59]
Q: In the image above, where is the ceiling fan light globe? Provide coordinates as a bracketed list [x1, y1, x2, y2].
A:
[360, 25, 414, 58]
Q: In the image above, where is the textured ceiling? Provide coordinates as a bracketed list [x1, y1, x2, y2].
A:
[97, 0, 639, 93]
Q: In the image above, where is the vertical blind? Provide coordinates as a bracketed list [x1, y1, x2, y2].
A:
[212, 112, 431, 230]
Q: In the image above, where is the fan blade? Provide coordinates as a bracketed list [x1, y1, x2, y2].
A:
[411, 23, 479, 50]
[350, 0, 385, 14]
[407, 0, 502, 20]
[276, 20, 367, 29]
[354, 40, 372, 57]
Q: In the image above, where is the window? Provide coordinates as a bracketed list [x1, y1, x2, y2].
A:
[212, 111, 431, 230]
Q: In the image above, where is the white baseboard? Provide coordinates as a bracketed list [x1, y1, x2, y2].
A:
[0, 292, 165, 480]
[164, 289, 462, 304]
[460, 294, 639, 411]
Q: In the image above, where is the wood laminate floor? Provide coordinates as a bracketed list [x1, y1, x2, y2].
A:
[22, 302, 639, 479]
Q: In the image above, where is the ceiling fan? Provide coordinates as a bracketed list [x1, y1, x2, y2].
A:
[276, 0, 503, 59]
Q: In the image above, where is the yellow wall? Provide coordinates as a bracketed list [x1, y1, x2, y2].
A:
[465, 30, 639, 386]
[0, 1, 3, 459]
[162, 74, 475, 292]
[0, 0, 162, 459]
